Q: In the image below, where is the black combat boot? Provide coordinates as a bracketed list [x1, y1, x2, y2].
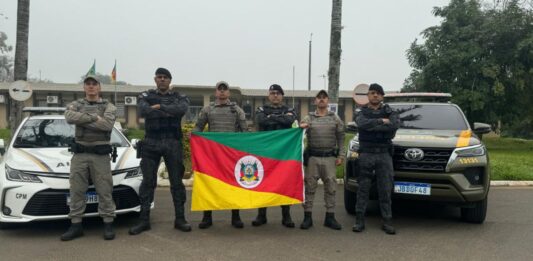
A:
[174, 205, 192, 232]
[352, 213, 365, 232]
[103, 222, 115, 240]
[129, 210, 151, 235]
[252, 208, 267, 226]
[231, 210, 244, 229]
[281, 206, 295, 228]
[324, 212, 342, 230]
[198, 211, 213, 229]
[382, 219, 396, 235]
[300, 211, 313, 229]
[60, 222, 84, 241]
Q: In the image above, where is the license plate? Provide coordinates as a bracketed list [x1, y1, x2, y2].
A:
[394, 182, 431, 195]
[66, 192, 99, 204]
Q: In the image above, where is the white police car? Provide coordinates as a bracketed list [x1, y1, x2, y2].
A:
[0, 107, 143, 227]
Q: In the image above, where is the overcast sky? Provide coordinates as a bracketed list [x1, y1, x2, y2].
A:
[0, 0, 450, 91]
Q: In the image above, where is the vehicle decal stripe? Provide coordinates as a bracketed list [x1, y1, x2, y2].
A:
[456, 130, 472, 148]
[115, 147, 134, 170]
[15, 148, 53, 172]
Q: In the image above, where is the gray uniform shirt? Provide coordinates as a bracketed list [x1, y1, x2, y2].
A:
[301, 111, 345, 160]
[193, 100, 247, 132]
[65, 98, 117, 146]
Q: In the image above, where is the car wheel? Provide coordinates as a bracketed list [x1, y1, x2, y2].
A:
[344, 185, 357, 215]
[460, 197, 488, 224]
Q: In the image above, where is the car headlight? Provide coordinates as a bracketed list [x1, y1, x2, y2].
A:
[124, 167, 143, 179]
[5, 166, 42, 183]
[349, 139, 360, 152]
[454, 144, 486, 157]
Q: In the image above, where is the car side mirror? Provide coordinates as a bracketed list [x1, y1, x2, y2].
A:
[473, 122, 491, 135]
[130, 138, 139, 149]
[0, 139, 5, 156]
[346, 122, 358, 133]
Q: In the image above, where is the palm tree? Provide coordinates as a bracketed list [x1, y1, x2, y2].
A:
[327, 0, 342, 104]
[9, 0, 30, 134]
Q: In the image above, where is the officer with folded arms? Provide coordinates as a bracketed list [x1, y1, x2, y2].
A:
[61, 75, 117, 241]
[353, 83, 400, 235]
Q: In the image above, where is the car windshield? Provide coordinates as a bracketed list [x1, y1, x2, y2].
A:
[389, 104, 469, 130]
[13, 119, 129, 148]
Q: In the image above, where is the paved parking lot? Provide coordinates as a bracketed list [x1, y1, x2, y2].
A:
[1, 186, 532, 261]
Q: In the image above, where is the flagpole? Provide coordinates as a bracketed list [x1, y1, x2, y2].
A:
[113, 59, 117, 104]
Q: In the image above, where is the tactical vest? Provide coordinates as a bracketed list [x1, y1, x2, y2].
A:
[306, 112, 339, 151]
[144, 90, 182, 138]
[75, 99, 111, 143]
[358, 106, 396, 145]
[205, 102, 240, 132]
[258, 104, 294, 131]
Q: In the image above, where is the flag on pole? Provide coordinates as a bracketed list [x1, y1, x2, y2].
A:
[191, 128, 304, 211]
[111, 60, 117, 84]
[86, 60, 96, 77]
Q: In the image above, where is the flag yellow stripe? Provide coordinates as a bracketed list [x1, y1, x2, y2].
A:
[456, 130, 472, 148]
[191, 171, 302, 211]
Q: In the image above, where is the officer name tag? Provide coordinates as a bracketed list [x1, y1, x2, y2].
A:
[394, 182, 431, 196]
[66, 192, 99, 205]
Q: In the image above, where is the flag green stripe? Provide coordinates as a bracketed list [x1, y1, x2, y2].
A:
[193, 128, 303, 161]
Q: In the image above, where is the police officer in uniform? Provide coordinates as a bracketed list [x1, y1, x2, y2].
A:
[299, 90, 345, 230]
[61, 75, 117, 241]
[129, 68, 191, 235]
[194, 81, 248, 229]
[353, 83, 400, 235]
[252, 84, 297, 228]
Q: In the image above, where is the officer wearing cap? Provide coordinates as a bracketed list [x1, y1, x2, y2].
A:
[194, 81, 248, 229]
[353, 83, 400, 235]
[129, 68, 192, 235]
[299, 90, 345, 230]
[61, 75, 117, 241]
[251, 84, 297, 228]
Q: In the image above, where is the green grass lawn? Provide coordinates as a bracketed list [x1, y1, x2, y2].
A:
[484, 137, 533, 180]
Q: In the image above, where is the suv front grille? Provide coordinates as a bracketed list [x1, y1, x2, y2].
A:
[393, 147, 453, 172]
[22, 185, 140, 216]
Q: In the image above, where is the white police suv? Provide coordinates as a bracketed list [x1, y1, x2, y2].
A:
[0, 107, 143, 227]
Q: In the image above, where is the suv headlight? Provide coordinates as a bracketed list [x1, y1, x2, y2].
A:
[349, 139, 359, 152]
[454, 144, 486, 157]
[124, 167, 143, 179]
[6, 166, 42, 183]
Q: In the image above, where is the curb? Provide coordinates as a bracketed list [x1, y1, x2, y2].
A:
[158, 178, 533, 187]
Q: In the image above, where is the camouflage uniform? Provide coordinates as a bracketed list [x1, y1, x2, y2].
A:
[194, 100, 247, 228]
[64, 98, 117, 224]
[253, 103, 297, 227]
[301, 112, 345, 213]
[354, 103, 399, 230]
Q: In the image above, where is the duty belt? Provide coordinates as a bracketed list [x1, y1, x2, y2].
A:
[69, 143, 112, 155]
[308, 149, 337, 157]
[358, 147, 390, 153]
[145, 131, 179, 140]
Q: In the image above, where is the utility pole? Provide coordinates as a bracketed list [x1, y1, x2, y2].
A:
[327, 0, 342, 103]
[307, 33, 313, 91]
[292, 66, 295, 108]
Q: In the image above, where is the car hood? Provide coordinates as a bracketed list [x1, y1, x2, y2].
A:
[3, 147, 139, 173]
[390, 129, 481, 148]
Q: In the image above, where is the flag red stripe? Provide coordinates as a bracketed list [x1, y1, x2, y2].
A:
[191, 134, 303, 201]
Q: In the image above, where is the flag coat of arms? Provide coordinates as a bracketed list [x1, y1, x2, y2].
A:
[191, 128, 304, 211]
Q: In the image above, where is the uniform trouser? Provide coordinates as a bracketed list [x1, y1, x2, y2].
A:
[68, 153, 116, 224]
[303, 156, 337, 212]
[355, 152, 394, 220]
[139, 138, 186, 221]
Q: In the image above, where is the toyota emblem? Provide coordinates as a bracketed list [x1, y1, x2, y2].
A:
[404, 148, 424, 161]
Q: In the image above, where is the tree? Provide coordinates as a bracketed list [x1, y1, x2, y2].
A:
[9, 0, 30, 134]
[327, 0, 342, 103]
[0, 31, 13, 82]
[404, 0, 533, 138]
[78, 72, 129, 85]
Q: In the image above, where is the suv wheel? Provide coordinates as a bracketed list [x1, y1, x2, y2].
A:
[460, 197, 488, 224]
[344, 186, 357, 215]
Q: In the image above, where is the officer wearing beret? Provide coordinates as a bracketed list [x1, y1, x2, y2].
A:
[61, 75, 117, 241]
[129, 68, 192, 235]
[251, 84, 297, 228]
[353, 83, 400, 235]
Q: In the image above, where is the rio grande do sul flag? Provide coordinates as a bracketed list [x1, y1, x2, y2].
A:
[191, 128, 304, 211]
